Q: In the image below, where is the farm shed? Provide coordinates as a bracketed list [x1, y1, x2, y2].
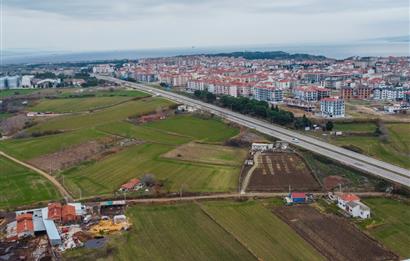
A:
[251, 143, 274, 152]
[290, 192, 306, 203]
[41, 208, 62, 246]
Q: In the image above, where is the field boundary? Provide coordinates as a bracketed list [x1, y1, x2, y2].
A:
[195, 201, 259, 260]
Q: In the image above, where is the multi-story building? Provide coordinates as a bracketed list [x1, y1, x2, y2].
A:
[341, 86, 372, 100]
[21, 75, 35, 88]
[292, 86, 330, 102]
[320, 97, 345, 118]
[373, 87, 409, 101]
[252, 86, 283, 103]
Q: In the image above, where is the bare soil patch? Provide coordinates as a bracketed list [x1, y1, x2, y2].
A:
[28, 137, 141, 173]
[246, 152, 321, 192]
[323, 175, 350, 190]
[273, 205, 398, 261]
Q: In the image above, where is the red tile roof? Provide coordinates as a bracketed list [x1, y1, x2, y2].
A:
[16, 214, 33, 234]
[291, 192, 306, 198]
[339, 193, 360, 202]
[121, 178, 141, 190]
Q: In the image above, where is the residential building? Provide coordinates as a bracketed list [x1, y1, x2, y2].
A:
[337, 193, 370, 219]
[253, 86, 283, 103]
[292, 86, 330, 102]
[320, 97, 345, 118]
[21, 75, 35, 88]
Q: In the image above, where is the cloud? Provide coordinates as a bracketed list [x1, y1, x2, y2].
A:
[2, 0, 409, 51]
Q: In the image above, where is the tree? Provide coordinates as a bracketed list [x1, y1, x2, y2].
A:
[141, 173, 156, 187]
[325, 121, 334, 131]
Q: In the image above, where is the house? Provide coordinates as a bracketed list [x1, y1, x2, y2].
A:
[48, 203, 62, 222]
[290, 192, 306, 203]
[251, 143, 274, 152]
[346, 201, 371, 219]
[16, 214, 34, 239]
[62, 205, 80, 224]
[337, 193, 371, 219]
[119, 178, 143, 192]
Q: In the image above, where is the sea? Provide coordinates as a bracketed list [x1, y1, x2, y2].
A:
[2, 42, 409, 65]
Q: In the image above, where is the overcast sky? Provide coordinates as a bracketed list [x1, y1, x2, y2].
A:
[2, 0, 409, 52]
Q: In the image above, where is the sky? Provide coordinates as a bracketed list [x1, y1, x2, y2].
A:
[1, 0, 409, 52]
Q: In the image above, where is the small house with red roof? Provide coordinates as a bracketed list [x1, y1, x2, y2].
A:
[119, 178, 142, 192]
[16, 213, 34, 239]
[337, 193, 370, 219]
[62, 205, 80, 224]
[48, 203, 62, 222]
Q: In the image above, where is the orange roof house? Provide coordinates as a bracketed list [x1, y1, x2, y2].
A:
[339, 193, 360, 202]
[62, 205, 79, 224]
[48, 203, 62, 222]
[16, 214, 34, 238]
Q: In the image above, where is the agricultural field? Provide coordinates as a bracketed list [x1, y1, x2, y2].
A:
[29, 96, 133, 113]
[162, 142, 247, 166]
[247, 152, 321, 192]
[27, 97, 174, 132]
[331, 122, 410, 169]
[58, 89, 148, 98]
[61, 142, 242, 197]
[0, 128, 109, 160]
[274, 205, 398, 261]
[0, 89, 40, 97]
[0, 156, 60, 210]
[66, 204, 256, 261]
[202, 201, 324, 261]
[333, 122, 377, 133]
[97, 121, 193, 145]
[358, 198, 410, 258]
[145, 115, 239, 143]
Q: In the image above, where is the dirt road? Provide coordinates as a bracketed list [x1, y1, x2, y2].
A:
[240, 152, 260, 193]
[0, 150, 73, 200]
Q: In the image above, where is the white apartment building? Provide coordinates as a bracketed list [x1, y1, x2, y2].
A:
[320, 97, 345, 118]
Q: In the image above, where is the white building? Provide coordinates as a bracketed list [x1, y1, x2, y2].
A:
[21, 75, 35, 88]
[346, 201, 371, 219]
[92, 64, 114, 74]
[252, 86, 283, 103]
[251, 143, 274, 152]
[373, 87, 409, 101]
[337, 193, 371, 219]
[320, 97, 345, 118]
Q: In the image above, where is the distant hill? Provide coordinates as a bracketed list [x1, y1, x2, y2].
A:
[206, 51, 328, 60]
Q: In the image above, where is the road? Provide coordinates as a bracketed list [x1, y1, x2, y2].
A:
[98, 75, 410, 187]
[0, 151, 73, 200]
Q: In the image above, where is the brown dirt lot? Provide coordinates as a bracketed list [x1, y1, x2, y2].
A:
[273, 205, 398, 261]
[246, 153, 321, 192]
[27, 137, 129, 173]
[323, 175, 350, 190]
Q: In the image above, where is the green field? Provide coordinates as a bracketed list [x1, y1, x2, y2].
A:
[0, 89, 40, 97]
[0, 128, 109, 160]
[331, 123, 410, 169]
[0, 156, 60, 209]
[28, 97, 174, 132]
[97, 121, 192, 145]
[30, 97, 133, 113]
[59, 89, 148, 98]
[66, 204, 256, 261]
[202, 201, 324, 261]
[358, 198, 410, 258]
[145, 115, 239, 142]
[62, 143, 241, 197]
[333, 122, 377, 132]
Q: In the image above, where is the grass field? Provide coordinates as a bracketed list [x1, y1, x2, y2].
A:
[358, 198, 410, 258]
[59, 89, 148, 98]
[331, 122, 410, 169]
[0, 128, 109, 160]
[0, 89, 40, 97]
[28, 97, 174, 132]
[333, 122, 377, 132]
[97, 121, 192, 145]
[61, 143, 241, 197]
[145, 115, 239, 142]
[66, 203, 256, 261]
[30, 97, 133, 113]
[202, 201, 324, 261]
[163, 142, 247, 166]
[0, 156, 60, 209]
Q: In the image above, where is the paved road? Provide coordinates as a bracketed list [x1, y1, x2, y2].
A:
[0, 151, 73, 200]
[98, 75, 410, 187]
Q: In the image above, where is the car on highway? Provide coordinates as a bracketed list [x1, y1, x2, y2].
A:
[292, 138, 299, 143]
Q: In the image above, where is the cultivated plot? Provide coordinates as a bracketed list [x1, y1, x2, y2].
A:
[247, 153, 321, 192]
[274, 205, 398, 261]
